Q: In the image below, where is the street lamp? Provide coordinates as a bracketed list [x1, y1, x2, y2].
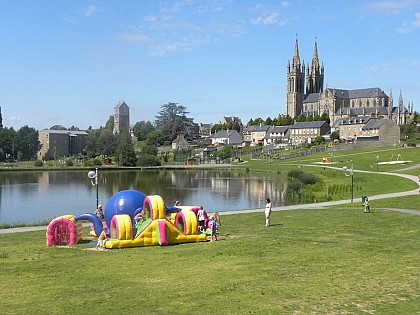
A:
[88, 168, 99, 209]
[376, 155, 379, 172]
[343, 164, 354, 203]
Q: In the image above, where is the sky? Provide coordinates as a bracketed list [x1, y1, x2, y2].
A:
[1, 0, 419, 131]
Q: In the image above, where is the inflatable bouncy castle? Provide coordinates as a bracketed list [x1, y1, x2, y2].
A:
[46, 190, 211, 248]
[46, 215, 83, 246]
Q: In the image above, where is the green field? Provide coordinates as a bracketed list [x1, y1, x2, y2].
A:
[0, 203, 419, 314]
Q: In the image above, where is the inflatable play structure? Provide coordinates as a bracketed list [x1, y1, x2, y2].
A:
[46, 190, 210, 248]
[46, 215, 83, 246]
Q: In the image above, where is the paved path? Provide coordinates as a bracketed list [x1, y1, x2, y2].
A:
[1, 166, 419, 234]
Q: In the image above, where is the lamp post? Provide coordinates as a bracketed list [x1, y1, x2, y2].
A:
[376, 155, 379, 172]
[343, 164, 354, 203]
[88, 168, 99, 209]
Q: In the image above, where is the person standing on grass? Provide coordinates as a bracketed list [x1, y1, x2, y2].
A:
[364, 197, 371, 213]
[209, 215, 218, 241]
[197, 206, 205, 232]
[264, 198, 272, 227]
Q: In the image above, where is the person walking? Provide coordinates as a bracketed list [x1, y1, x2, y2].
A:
[264, 198, 272, 227]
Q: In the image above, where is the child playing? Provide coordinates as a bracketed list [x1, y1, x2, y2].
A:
[96, 227, 107, 250]
[209, 215, 218, 241]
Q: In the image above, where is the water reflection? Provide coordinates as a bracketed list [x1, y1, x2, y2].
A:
[0, 170, 289, 224]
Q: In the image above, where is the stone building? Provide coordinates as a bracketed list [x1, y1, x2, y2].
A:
[289, 121, 330, 145]
[38, 129, 88, 160]
[286, 39, 413, 126]
[113, 101, 130, 134]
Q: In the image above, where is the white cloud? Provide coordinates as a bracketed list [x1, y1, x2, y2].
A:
[363, 1, 418, 13]
[8, 116, 21, 122]
[396, 11, 420, 32]
[250, 12, 288, 26]
[85, 5, 101, 17]
[409, 59, 420, 66]
[118, 33, 151, 45]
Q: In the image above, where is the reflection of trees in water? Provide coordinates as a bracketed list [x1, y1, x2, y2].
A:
[100, 170, 290, 208]
[0, 171, 45, 199]
[1, 170, 292, 214]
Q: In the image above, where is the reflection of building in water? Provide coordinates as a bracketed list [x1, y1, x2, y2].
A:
[167, 170, 289, 207]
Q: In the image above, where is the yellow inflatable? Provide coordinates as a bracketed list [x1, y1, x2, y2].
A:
[104, 195, 207, 249]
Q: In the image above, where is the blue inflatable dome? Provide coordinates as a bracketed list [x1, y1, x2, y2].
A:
[104, 190, 146, 227]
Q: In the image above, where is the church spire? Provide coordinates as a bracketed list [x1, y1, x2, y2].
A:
[311, 37, 320, 71]
[292, 36, 301, 69]
[398, 90, 403, 108]
[305, 37, 324, 95]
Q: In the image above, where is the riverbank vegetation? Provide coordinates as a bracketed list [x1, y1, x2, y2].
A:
[0, 204, 418, 314]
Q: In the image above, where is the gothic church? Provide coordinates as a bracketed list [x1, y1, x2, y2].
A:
[286, 39, 413, 126]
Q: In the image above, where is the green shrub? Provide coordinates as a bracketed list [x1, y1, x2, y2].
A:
[34, 160, 44, 167]
[137, 154, 161, 167]
[65, 159, 74, 166]
[93, 157, 103, 166]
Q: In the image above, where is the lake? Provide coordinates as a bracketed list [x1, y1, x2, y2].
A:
[0, 169, 291, 224]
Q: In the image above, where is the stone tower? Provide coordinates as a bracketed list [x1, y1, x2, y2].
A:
[286, 38, 305, 118]
[306, 39, 324, 95]
[113, 101, 130, 134]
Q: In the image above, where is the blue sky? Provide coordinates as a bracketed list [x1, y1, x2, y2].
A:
[1, 0, 419, 131]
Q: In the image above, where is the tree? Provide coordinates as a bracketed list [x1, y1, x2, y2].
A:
[0, 106, 3, 129]
[0, 127, 17, 161]
[215, 145, 234, 160]
[297, 114, 306, 122]
[115, 134, 137, 166]
[105, 115, 114, 131]
[17, 126, 40, 160]
[312, 136, 325, 145]
[133, 121, 155, 141]
[330, 131, 340, 141]
[141, 144, 158, 156]
[320, 113, 330, 124]
[146, 130, 165, 146]
[85, 128, 118, 158]
[154, 102, 190, 144]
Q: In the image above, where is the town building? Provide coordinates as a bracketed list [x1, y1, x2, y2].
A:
[289, 121, 330, 145]
[243, 125, 271, 146]
[263, 126, 291, 147]
[172, 135, 189, 150]
[210, 130, 242, 146]
[38, 129, 88, 160]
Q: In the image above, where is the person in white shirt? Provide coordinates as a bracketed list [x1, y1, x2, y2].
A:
[197, 206, 205, 232]
[264, 198, 272, 227]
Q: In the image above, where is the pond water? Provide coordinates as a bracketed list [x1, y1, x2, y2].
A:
[0, 169, 291, 224]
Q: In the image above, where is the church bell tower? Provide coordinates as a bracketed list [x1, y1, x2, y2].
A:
[286, 38, 305, 118]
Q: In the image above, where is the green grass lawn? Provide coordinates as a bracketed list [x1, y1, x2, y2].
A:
[1, 207, 418, 314]
[236, 146, 420, 203]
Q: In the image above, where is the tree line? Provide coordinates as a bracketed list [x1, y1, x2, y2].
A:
[1, 104, 419, 164]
